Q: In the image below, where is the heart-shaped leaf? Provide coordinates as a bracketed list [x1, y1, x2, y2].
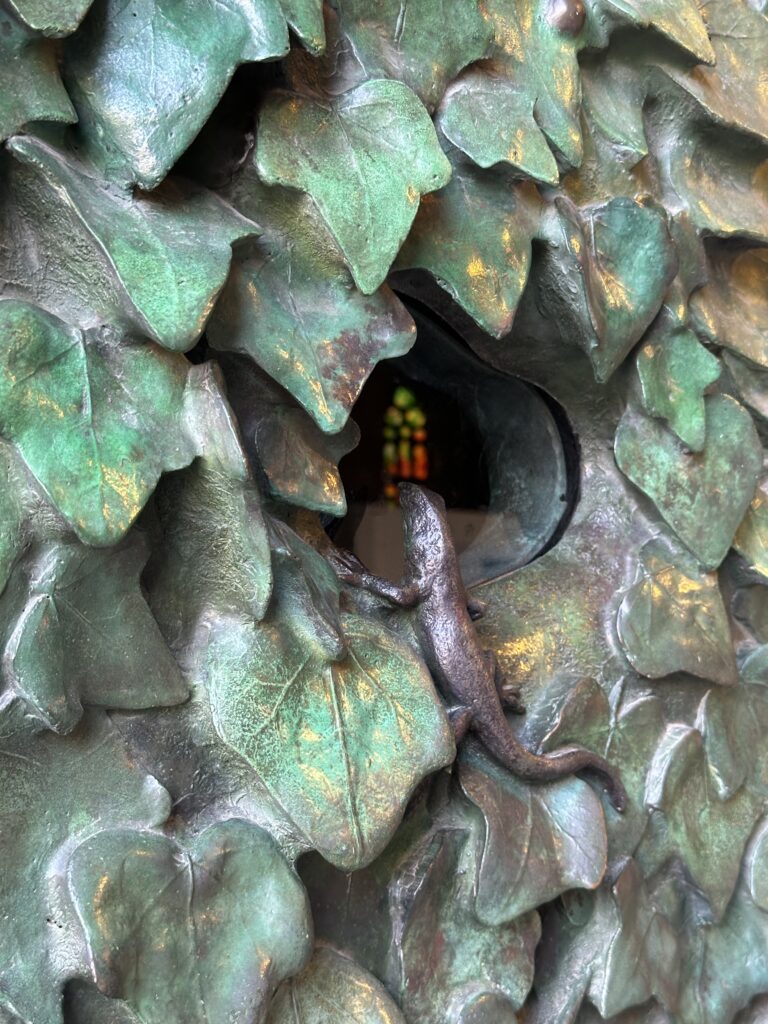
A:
[660, 0, 768, 143]
[691, 248, 768, 371]
[2, 135, 258, 351]
[615, 396, 762, 569]
[538, 197, 676, 381]
[457, 740, 608, 924]
[208, 168, 415, 431]
[599, 0, 713, 63]
[438, 0, 591, 178]
[255, 78, 451, 294]
[438, 66, 560, 184]
[660, 126, 768, 243]
[396, 144, 542, 339]
[0, 536, 187, 733]
[206, 607, 453, 869]
[734, 471, 768, 580]
[333, 0, 492, 111]
[0, 11, 75, 141]
[0, 301, 200, 545]
[146, 362, 274, 640]
[0, 704, 170, 1024]
[617, 538, 738, 685]
[69, 820, 312, 1024]
[676, 864, 768, 1024]
[63, 0, 290, 188]
[6, 0, 94, 36]
[219, 355, 360, 516]
[267, 946, 406, 1024]
[641, 724, 762, 919]
[636, 325, 721, 452]
[390, 826, 540, 1024]
[529, 858, 680, 1024]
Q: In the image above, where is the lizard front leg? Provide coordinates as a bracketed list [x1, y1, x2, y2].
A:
[327, 547, 428, 607]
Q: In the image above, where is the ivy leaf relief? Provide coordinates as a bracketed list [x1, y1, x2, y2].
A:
[640, 724, 762, 919]
[538, 197, 676, 381]
[636, 326, 721, 452]
[1, 135, 258, 352]
[0, 536, 187, 734]
[255, 78, 451, 294]
[208, 168, 415, 432]
[396, 146, 542, 339]
[615, 396, 762, 569]
[617, 538, 738, 686]
[691, 248, 768, 372]
[0, 301, 206, 545]
[734, 472, 768, 580]
[206, 606, 454, 870]
[219, 355, 360, 516]
[0, 704, 170, 1024]
[598, 0, 714, 63]
[0, 11, 75, 142]
[457, 740, 608, 924]
[63, 0, 290, 188]
[333, 0, 492, 112]
[267, 945, 407, 1024]
[69, 820, 312, 1024]
[529, 858, 680, 1024]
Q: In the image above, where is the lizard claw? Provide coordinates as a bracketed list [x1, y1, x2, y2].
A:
[327, 547, 366, 583]
[500, 684, 526, 714]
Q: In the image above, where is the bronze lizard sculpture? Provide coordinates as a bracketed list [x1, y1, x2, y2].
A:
[328, 483, 627, 812]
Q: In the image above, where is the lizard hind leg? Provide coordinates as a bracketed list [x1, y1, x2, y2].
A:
[484, 650, 526, 714]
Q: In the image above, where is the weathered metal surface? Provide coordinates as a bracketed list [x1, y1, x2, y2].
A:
[0, 0, 766, 1022]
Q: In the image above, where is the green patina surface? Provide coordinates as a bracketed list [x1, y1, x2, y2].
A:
[0, 0, 766, 1022]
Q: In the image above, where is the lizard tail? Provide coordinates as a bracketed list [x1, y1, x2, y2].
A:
[479, 711, 627, 812]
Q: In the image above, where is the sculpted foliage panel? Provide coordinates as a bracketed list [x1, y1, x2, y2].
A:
[0, 1, 767, 1022]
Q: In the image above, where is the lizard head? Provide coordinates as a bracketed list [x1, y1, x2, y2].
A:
[398, 483, 448, 573]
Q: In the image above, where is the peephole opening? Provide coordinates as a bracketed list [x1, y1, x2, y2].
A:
[327, 300, 579, 586]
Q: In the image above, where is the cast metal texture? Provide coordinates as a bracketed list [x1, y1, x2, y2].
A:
[0, 0, 766, 1022]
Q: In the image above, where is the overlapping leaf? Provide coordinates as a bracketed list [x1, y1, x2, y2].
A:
[675, 846, 768, 1024]
[267, 946, 406, 1024]
[69, 820, 311, 1024]
[617, 538, 737, 685]
[615, 396, 762, 569]
[457, 740, 608, 923]
[0, 10, 75, 142]
[0, 704, 170, 1024]
[640, 724, 762, 919]
[636, 325, 721, 451]
[0, 301, 203, 545]
[205, 599, 454, 870]
[208, 167, 416, 431]
[1, 135, 258, 351]
[0, 536, 187, 733]
[660, 0, 768, 143]
[438, 0, 590, 181]
[396, 144, 542, 338]
[255, 78, 451, 294]
[332, 0, 492, 111]
[388, 825, 540, 1024]
[691, 248, 768, 371]
[219, 355, 359, 516]
[63, 0, 291, 188]
[529, 859, 680, 1024]
[537, 197, 676, 381]
[598, 0, 714, 63]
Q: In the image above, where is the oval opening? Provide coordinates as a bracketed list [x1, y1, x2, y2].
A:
[329, 300, 579, 586]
